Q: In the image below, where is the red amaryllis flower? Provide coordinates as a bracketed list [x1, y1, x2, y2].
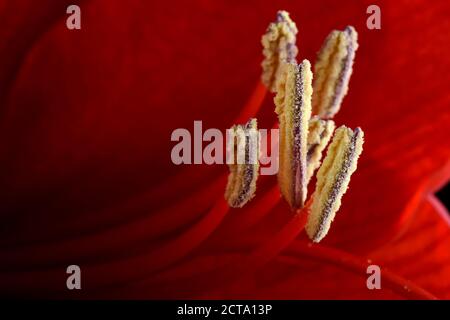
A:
[0, 0, 449, 299]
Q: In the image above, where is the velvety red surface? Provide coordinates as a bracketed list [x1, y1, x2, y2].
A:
[0, 0, 449, 299]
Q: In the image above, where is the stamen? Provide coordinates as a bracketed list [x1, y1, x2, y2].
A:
[312, 26, 358, 118]
[306, 126, 364, 242]
[261, 10, 298, 92]
[306, 116, 335, 183]
[225, 118, 260, 207]
[275, 60, 312, 209]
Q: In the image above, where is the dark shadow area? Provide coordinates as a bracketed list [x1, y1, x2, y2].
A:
[436, 182, 450, 212]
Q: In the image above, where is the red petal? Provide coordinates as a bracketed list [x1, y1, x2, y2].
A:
[369, 195, 450, 299]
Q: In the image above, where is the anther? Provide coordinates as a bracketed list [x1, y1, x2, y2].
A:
[261, 10, 299, 92]
[225, 118, 260, 208]
[312, 26, 358, 118]
[306, 126, 364, 242]
[274, 60, 312, 209]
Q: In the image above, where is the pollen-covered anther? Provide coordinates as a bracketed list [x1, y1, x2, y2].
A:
[306, 126, 364, 242]
[224, 118, 260, 208]
[306, 116, 335, 184]
[312, 26, 358, 119]
[274, 60, 312, 209]
[261, 10, 299, 92]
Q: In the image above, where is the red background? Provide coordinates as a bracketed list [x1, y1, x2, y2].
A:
[0, 0, 449, 299]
